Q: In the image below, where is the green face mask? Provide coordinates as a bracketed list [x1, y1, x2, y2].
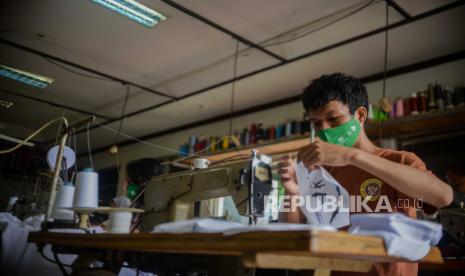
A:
[317, 118, 361, 147]
[126, 183, 139, 200]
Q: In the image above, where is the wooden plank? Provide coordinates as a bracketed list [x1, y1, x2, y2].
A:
[242, 253, 372, 272]
[28, 230, 443, 264]
[28, 230, 312, 255]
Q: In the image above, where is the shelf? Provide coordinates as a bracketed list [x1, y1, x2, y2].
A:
[365, 106, 465, 138]
[181, 107, 465, 164]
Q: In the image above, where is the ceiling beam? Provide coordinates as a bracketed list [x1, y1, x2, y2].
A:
[0, 88, 113, 120]
[160, 0, 287, 62]
[386, 0, 412, 19]
[47, 0, 465, 145]
[0, 38, 177, 100]
[81, 49, 465, 157]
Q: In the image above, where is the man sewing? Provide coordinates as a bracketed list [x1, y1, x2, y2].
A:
[278, 73, 453, 276]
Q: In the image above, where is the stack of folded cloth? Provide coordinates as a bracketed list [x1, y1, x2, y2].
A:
[152, 218, 335, 235]
[349, 213, 442, 261]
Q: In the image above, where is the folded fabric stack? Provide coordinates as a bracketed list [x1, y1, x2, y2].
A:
[349, 213, 442, 261]
[152, 218, 335, 235]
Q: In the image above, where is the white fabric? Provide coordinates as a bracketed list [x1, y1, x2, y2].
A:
[152, 218, 335, 235]
[223, 222, 335, 235]
[295, 163, 350, 228]
[112, 196, 132, 208]
[349, 213, 443, 261]
[153, 218, 245, 234]
[0, 212, 152, 275]
[0, 213, 76, 275]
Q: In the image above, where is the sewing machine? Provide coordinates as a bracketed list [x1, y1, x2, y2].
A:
[438, 208, 465, 249]
[141, 151, 274, 231]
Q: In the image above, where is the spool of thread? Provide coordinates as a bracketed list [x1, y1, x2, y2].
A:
[52, 183, 75, 220]
[210, 137, 217, 152]
[239, 130, 246, 145]
[418, 92, 427, 113]
[444, 87, 454, 109]
[285, 121, 292, 137]
[256, 124, 264, 143]
[368, 103, 374, 120]
[434, 83, 444, 111]
[250, 124, 257, 144]
[395, 98, 404, 117]
[221, 136, 229, 150]
[454, 86, 465, 106]
[195, 141, 201, 152]
[293, 120, 301, 135]
[427, 84, 436, 111]
[244, 129, 250, 145]
[275, 124, 282, 140]
[403, 98, 410, 116]
[109, 211, 133, 233]
[73, 168, 99, 208]
[180, 144, 189, 156]
[410, 93, 419, 115]
[188, 135, 197, 154]
[269, 126, 276, 140]
[389, 101, 396, 118]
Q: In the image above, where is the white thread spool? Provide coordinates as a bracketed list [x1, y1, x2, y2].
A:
[193, 158, 210, 169]
[108, 211, 132, 233]
[73, 168, 99, 208]
[52, 184, 75, 220]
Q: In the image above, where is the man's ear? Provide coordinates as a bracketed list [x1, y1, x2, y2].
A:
[355, 106, 368, 125]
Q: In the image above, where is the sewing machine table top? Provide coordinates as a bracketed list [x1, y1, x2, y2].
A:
[28, 229, 442, 267]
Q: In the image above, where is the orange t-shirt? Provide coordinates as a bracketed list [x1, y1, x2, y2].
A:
[326, 148, 436, 276]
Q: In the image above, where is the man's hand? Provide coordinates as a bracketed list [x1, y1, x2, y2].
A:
[297, 140, 355, 170]
[277, 155, 299, 195]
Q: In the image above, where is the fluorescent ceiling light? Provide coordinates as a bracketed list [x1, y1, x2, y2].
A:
[91, 0, 167, 28]
[0, 99, 14, 109]
[0, 65, 54, 89]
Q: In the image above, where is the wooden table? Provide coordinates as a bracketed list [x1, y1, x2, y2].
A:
[28, 230, 442, 276]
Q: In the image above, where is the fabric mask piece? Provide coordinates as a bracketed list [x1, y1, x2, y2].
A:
[317, 118, 361, 147]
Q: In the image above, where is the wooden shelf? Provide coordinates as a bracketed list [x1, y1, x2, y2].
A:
[365, 106, 465, 138]
[182, 107, 465, 164]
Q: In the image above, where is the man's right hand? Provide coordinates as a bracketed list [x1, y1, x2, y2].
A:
[277, 155, 299, 195]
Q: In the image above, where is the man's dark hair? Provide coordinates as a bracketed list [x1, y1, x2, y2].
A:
[126, 158, 162, 184]
[302, 73, 368, 114]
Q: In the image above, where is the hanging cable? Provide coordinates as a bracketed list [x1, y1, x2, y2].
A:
[379, 1, 390, 141]
[43, 57, 114, 82]
[72, 128, 78, 177]
[0, 117, 68, 154]
[262, 0, 377, 47]
[73, 113, 223, 163]
[228, 40, 240, 138]
[86, 123, 94, 169]
[382, 1, 389, 99]
[115, 85, 130, 144]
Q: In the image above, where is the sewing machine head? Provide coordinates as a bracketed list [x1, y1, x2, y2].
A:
[141, 151, 274, 232]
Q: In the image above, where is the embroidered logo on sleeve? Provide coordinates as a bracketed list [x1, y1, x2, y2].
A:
[360, 179, 383, 202]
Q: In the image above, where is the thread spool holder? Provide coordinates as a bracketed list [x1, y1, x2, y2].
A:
[44, 116, 96, 230]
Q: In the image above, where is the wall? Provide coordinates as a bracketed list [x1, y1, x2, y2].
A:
[87, 58, 465, 195]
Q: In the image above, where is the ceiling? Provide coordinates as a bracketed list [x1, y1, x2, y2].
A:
[0, 0, 464, 155]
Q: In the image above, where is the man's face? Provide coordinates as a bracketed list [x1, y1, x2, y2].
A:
[308, 100, 354, 132]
